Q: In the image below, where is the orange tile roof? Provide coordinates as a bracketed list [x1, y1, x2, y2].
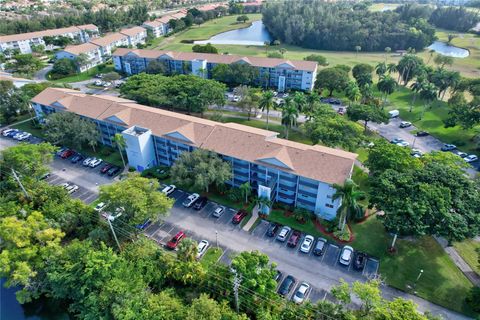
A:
[62, 43, 100, 55]
[90, 32, 128, 47]
[31, 88, 355, 184]
[113, 48, 318, 72]
[120, 26, 147, 37]
[0, 24, 98, 43]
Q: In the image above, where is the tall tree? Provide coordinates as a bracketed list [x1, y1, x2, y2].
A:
[112, 133, 127, 168]
[345, 81, 361, 106]
[170, 149, 232, 192]
[1, 142, 56, 180]
[419, 81, 438, 119]
[332, 179, 365, 230]
[258, 90, 275, 129]
[352, 63, 374, 88]
[239, 182, 252, 204]
[315, 67, 349, 96]
[347, 103, 389, 132]
[279, 97, 299, 139]
[377, 75, 397, 104]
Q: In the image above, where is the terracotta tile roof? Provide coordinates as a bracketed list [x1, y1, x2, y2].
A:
[197, 3, 226, 11]
[31, 88, 355, 184]
[169, 12, 187, 19]
[120, 26, 147, 37]
[62, 43, 100, 55]
[143, 20, 164, 28]
[0, 24, 98, 43]
[113, 48, 318, 72]
[90, 32, 128, 47]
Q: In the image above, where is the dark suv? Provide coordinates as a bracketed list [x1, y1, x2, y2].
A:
[193, 197, 208, 210]
[278, 275, 296, 297]
[266, 223, 280, 237]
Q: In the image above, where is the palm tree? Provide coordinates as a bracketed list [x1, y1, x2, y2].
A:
[304, 91, 320, 119]
[386, 63, 397, 76]
[355, 45, 361, 58]
[377, 75, 397, 105]
[332, 179, 365, 231]
[384, 47, 391, 63]
[264, 41, 270, 54]
[280, 97, 299, 140]
[253, 195, 272, 215]
[239, 182, 252, 204]
[279, 47, 287, 57]
[375, 62, 387, 77]
[177, 238, 198, 262]
[419, 81, 438, 120]
[345, 81, 361, 106]
[292, 92, 306, 113]
[292, 207, 312, 223]
[113, 133, 127, 168]
[258, 90, 275, 130]
[409, 77, 425, 112]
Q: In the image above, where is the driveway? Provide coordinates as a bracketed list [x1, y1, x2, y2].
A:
[34, 64, 53, 81]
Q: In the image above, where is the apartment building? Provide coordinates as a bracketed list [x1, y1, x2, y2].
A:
[119, 26, 148, 47]
[31, 88, 356, 219]
[113, 49, 318, 91]
[142, 16, 171, 38]
[55, 43, 102, 72]
[0, 24, 99, 54]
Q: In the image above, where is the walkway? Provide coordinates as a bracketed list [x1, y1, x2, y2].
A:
[34, 64, 52, 81]
[242, 204, 258, 231]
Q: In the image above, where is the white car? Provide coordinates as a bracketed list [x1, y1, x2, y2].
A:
[232, 95, 240, 102]
[212, 206, 225, 218]
[94, 80, 103, 86]
[182, 193, 200, 207]
[89, 158, 103, 168]
[300, 235, 314, 253]
[94, 202, 106, 212]
[399, 121, 412, 128]
[17, 132, 31, 141]
[292, 282, 310, 304]
[13, 132, 24, 140]
[2, 128, 15, 136]
[83, 157, 94, 166]
[410, 149, 423, 158]
[161, 184, 176, 196]
[60, 182, 70, 189]
[396, 141, 410, 147]
[276, 226, 292, 242]
[464, 155, 478, 163]
[339, 246, 354, 266]
[196, 240, 209, 259]
[66, 184, 79, 194]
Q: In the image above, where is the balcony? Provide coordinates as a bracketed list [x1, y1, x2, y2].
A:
[298, 189, 317, 199]
[299, 180, 318, 189]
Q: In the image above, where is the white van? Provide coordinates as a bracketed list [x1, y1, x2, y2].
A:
[388, 110, 400, 118]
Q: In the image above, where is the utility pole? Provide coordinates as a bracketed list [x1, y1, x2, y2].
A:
[107, 215, 122, 251]
[233, 271, 241, 313]
[11, 168, 29, 199]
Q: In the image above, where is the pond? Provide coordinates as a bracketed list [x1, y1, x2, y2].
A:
[427, 41, 469, 58]
[1, 279, 69, 320]
[194, 20, 273, 46]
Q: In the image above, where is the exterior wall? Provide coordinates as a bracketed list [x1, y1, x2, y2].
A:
[55, 48, 103, 72]
[31, 100, 341, 220]
[113, 55, 316, 91]
[126, 31, 147, 47]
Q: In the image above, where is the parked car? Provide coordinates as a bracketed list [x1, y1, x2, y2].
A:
[166, 231, 185, 250]
[396, 140, 410, 147]
[276, 226, 291, 242]
[162, 184, 177, 196]
[353, 252, 367, 270]
[339, 246, 354, 266]
[107, 166, 121, 176]
[337, 107, 345, 115]
[39, 172, 51, 180]
[232, 95, 240, 102]
[83, 157, 94, 166]
[388, 109, 399, 118]
[390, 138, 403, 144]
[410, 149, 423, 158]
[94, 80, 103, 86]
[453, 150, 468, 158]
[60, 149, 75, 159]
[193, 196, 208, 210]
[399, 121, 412, 128]
[196, 240, 209, 259]
[94, 202, 106, 212]
[415, 131, 429, 137]
[313, 237, 327, 256]
[292, 282, 310, 304]
[278, 275, 296, 297]
[89, 158, 103, 168]
[6, 129, 20, 138]
[16, 132, 31, 141]
[441, 144, 456, 151]
[274, 270, 283, 283]
[135, 219, 152, 230]
[287, 230, 301, 248]
[60, 182, 70, 189]
[66, 184, 79, 194]
[465, 155, 478, 163]
[212, 206, 225, 218]
[182, 193, 200, 207]
[100, 164, 114, 174]
[232, 210, 248, 224]
[1, 128, 16, 136]
[12, 131, 24, 140]
[300, 235, 314, 253]
[266, 223, 280, 237]
[70, 154, 84, 163]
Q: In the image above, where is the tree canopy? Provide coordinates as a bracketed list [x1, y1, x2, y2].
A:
[211, 63, 260, 87]
[262, 1, 436, 51]
[120, 74, 226, 114]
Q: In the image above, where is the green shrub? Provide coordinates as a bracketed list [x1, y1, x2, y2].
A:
[140, 166, 170, 180]
[100, 148, 113, 156]
[333, 229, 350, 241]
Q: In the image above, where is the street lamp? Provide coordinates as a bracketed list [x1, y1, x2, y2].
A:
[215, 230, 219, 248]
[413, 269, 424, 289]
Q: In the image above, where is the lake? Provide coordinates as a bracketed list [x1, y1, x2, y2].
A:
[1, 279, 69, 320]
[427, 41, 469, 58]
[194, 20, 272, 46]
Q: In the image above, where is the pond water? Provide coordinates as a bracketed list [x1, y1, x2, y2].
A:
[194, 20, 273, 46]
[427, 41, 469, 58]
[1, 279, 69, 320]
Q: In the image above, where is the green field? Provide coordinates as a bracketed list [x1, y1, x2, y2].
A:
[49, 64, 115, 83]
[200, 247, 223, 270]
[454, 240, 480, 275]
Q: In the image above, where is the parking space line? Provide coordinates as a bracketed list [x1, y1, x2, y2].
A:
[158, 226, 175, 242]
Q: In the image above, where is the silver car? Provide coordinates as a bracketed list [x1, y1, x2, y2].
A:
[339, 246, 354, 266]
[212, 206, 225, 218]
[276, 226, 292, 242]
[300, 235, 314, 253]
[292, 282, 310, 304]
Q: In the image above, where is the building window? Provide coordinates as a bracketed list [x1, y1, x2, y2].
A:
[325, 203, 334, 208]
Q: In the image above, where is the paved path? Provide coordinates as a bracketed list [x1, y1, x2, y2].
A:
[242, 204, 259, 231]
[34, 64, 52, 81]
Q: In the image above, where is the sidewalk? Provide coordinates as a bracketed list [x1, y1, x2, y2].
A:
[242, 204, 258, 231]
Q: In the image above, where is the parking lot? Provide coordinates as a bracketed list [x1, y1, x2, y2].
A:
[143, 187, 379, 305]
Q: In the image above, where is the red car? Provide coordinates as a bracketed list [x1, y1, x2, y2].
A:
[61, 149, 75, 159]
[166, 231, 185, 250]
[287, 230, 301, 248]
[100, 164, 113, 174]
[232, 210, 248, 224]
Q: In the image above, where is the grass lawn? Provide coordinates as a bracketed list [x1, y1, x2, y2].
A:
[49, 64, 115, 83]
[200, 247, 223, 270]
[454, 240, 480, 275]
[383, 86, 479, 153]
[351, 217, 475, 315]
